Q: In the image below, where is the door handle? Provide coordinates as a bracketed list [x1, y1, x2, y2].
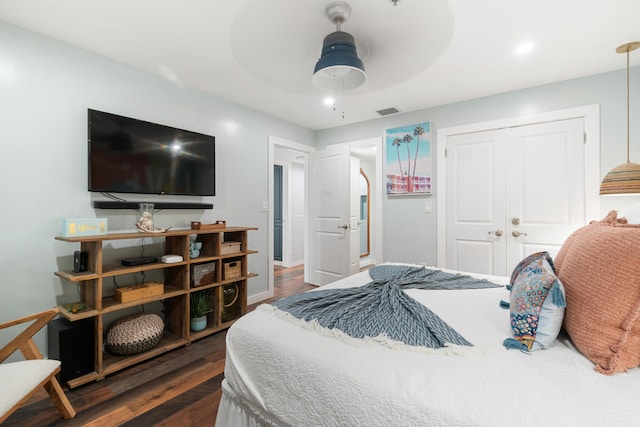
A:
[337, 224, 349, 230]
[512, 230, 527, 237]
[488, 230, 503, 237]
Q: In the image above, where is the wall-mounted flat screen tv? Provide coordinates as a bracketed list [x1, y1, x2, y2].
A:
[88, 109, 215, 196]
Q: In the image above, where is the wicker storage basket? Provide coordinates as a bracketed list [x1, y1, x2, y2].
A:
[192, 262, 216, 287]
[223, 260, 242, 280]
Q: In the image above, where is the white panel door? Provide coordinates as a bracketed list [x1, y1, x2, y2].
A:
[446, 130, 507, 275]
[308, 146, 352, 285]
[506, 118, 585, 272]
[447, 118, 586, 276]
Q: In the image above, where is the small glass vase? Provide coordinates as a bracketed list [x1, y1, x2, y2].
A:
[136, 203, 155, 233]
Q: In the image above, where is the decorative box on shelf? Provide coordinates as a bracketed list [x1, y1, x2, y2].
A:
[223, 260, 242, 280]
[191, 262, 216, 288]
[114, 282, 164, 303]
[221, 241, 241, 255]
[62, 217, 108, 237]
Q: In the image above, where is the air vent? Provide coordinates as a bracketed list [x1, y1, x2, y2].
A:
[376, 107, 399, 116]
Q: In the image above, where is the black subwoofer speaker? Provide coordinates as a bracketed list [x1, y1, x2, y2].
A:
[47, 317, 95, 385]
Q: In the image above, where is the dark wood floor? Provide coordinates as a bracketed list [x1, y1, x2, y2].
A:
[6, 264, 314, 427]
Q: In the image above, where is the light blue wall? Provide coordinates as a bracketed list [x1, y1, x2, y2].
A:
[316, 67, 640, 266]
[3, 18, 640, 354]
[0, 21, 313, 343]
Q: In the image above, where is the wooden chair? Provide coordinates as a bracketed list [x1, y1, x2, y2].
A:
[0, 308, 76, 423]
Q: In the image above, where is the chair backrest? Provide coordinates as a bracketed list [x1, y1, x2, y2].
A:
[0, 308, 76, 422]
[0, 308, 57, 362]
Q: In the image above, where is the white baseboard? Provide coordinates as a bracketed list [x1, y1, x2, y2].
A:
[248, 290, 273, 305]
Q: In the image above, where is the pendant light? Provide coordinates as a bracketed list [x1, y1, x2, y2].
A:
[312, 2, 366, 92]
[600, 41, 640, 195]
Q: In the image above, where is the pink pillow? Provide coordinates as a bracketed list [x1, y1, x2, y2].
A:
[555, 211, 640, 374]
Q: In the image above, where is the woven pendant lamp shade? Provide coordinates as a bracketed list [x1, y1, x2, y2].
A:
[600, 162, 640, 195]
[599, 41, 640, 195]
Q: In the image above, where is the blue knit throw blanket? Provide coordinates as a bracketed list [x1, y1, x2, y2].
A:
[271, 265, 500, 349]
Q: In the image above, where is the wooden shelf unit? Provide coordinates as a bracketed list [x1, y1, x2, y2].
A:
[54, 226, 257, 388]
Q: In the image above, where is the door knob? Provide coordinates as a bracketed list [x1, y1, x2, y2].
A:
[488, 230, 503, 237]
[512, 217, 521, 225]
[337, 224, 349, 230]
[512, 230, 527, 237]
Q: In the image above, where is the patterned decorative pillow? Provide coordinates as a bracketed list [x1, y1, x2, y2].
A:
[503, 251, 566, 352]
[554, 211, 640, 374]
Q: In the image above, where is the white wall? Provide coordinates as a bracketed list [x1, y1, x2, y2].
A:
[0, 21, 313, 351]
[315, 67, 640, 266]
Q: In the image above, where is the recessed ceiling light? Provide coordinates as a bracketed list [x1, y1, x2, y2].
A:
[515, 42, 534, 55]
[323, 96, 336, 106]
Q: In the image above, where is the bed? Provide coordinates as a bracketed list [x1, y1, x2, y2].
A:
[215, 213, 640, 426]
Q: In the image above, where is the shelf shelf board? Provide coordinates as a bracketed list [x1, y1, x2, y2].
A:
[101, 261, 187, 277]
[219, 276, 252, 286]
[189, 255, 219, 264]
[101, 286, 187, 314]
[189, 283, 218, 292]
[57, 305, 99, 321]
[55, 226, 258, 243]
[188, 326, 222, 341]
[102, 332, 188, 376]
[188, 321, 240, 341]
[220, 252, 243, 258]
[54, 270, 100, 282]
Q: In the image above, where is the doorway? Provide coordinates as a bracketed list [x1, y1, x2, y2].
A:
[266, 136, 382, 299]
[266, 137, 314, 304]
[273, 146, 307, 269]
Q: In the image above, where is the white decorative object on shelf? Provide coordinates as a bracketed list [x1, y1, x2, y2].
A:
[136, 203, 172, 233]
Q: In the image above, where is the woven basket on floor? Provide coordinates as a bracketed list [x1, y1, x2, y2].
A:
[105, 313, 165, 356]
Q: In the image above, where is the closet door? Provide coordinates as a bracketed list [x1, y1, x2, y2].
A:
[446, 118, 585, 276]
[446, 129, 507, 275]
[506, 118, 585, 272]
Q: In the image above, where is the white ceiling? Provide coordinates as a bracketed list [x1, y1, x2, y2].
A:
[1, 0, 639, 130]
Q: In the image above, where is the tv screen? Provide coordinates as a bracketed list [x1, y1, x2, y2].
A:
[88, 109, 215, 196]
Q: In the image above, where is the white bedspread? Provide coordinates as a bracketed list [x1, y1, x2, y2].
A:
[219, 267, 640, 427]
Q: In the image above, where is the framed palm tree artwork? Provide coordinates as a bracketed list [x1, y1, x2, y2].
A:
[385, 122, 431, 195]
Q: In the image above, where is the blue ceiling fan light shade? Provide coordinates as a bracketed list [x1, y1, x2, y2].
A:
[312, 30, 366, 91]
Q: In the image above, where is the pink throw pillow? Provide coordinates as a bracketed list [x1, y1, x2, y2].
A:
[555, 211, 640, 374]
